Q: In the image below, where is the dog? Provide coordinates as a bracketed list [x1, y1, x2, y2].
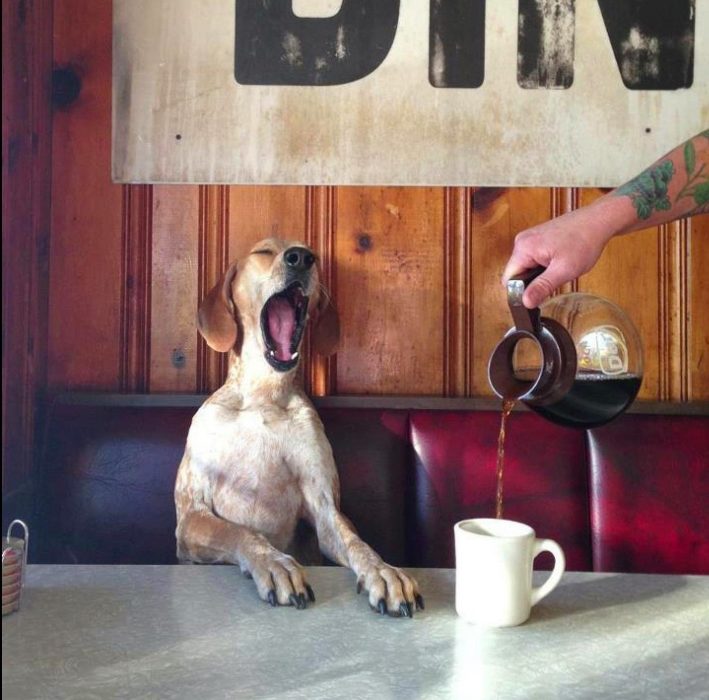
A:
[175, 238, 423, 616]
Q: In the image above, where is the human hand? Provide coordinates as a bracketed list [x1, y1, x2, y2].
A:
[502, 202, 618, 308]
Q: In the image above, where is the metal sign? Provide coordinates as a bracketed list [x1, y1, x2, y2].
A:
[113, 0, 707, 186]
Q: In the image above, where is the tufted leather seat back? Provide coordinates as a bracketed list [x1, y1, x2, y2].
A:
[32, 396, 708, 574]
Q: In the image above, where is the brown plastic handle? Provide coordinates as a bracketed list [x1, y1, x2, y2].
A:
[507, 266, 545, 334]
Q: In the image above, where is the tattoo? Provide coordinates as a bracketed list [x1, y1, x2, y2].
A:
[675, 135, 709, 212]
[615, 131, 709, 220]
[615, 161, 674, 220]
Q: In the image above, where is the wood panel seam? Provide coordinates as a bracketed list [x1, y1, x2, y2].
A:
[197, 185, 229, 393]
[305, 185, 336, 396]
[443, 187, 473, 397]
[120, 184, 153, 392]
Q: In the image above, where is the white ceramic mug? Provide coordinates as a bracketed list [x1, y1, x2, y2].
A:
[454, 518, 565, 627]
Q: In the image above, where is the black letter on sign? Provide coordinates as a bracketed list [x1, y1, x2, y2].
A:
[518, 0, 575, 89]
[429, 0, 486, 88]
[235, 1, 400, 86]
[597, 0, 694, 89]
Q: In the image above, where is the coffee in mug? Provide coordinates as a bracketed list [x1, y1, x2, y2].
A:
[454, 518, 565, 627]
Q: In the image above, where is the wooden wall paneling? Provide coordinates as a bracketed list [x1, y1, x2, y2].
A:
[688, 213, 709, 400]
[150, 185, 200, 393]
[304, 186, 336, 396]
[443, 187, 474, 397]
[552, 187, 580, 294]
[49, 0, 123, 390]
[2, 0, 53, 509]
[576, 190, 661, 400]
[227, 185, 308, 255]
[470, 188, 557, 396]
[333, 187, 445, 395]
[120, 184, 153, 391]
[660, 219, 689, 401]
[197, 185, 230, 393]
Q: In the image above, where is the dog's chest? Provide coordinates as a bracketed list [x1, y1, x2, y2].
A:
[191, 405, 299, 473]
[187, 404, 306, 532]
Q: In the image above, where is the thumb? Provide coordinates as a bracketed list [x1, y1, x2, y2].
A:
[522, 267, 566, 308]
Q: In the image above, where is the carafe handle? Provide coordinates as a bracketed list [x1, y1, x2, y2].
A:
[507, 266, 545, 335]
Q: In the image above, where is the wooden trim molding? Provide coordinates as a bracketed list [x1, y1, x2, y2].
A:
[120, 184, 153, 391]
[49, 391, 709, 416]
[197, 185, 230, 393]
[443, 186, 474, 396]
[304, 185, 337, 396]
[658, 219, 689, 401]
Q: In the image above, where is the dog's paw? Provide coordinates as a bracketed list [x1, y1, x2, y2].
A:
[356, 564, 424, 618]
[246, 552, 315, 609]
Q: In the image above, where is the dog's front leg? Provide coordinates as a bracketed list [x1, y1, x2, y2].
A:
[314, 507, 423, 616]
[177, 510, 314, 608]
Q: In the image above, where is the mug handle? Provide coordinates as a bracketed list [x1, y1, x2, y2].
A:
[530, 538, 566, 606]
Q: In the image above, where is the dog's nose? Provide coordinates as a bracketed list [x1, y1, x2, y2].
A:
[284, 247, 315, 271]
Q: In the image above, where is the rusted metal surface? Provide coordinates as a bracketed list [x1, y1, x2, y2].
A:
[112, 1, 706, 186]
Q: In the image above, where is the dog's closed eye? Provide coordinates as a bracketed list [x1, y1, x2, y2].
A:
[251, 249, 274, 256]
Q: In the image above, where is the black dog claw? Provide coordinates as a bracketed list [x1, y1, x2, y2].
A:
[415, 594, 425, 610]
[306, 584, 316, 602]
[289, 593, 299, 608]
[298, 593, 307, 609]
[356, 579, 363, 595]
[267, 590, 278, 607]
[399, 602, 411, 618]
[377, 599, 387, 615]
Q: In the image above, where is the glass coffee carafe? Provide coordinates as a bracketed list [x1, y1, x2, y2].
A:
[488, 267, 643, 428]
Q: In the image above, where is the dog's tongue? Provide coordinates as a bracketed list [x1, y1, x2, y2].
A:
[268, 297, 295, 361]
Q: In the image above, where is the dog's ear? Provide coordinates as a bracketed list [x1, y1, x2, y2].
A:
[311, 292, 340, 357]
[197, 263, 240, 352]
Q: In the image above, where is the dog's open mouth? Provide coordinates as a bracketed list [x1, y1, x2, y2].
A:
[260, 283, 310, 372]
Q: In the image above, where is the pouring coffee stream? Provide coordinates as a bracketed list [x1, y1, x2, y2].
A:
[488, 266, 644, 517]
[495, 399, 515, 519]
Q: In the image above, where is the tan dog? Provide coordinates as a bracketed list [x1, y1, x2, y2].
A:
[175, 238, 423, 616]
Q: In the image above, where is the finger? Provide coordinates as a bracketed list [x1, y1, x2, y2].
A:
[502, 258, 536, 286]
[502, 245, 542, 285]
[522, 265, 569, 308]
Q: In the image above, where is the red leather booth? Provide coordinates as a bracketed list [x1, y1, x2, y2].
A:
[30, 394, 708, 575]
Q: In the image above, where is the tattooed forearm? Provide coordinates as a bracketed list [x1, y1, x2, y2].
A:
[613, 130, 709, 221]
[615, 161, 674, 220]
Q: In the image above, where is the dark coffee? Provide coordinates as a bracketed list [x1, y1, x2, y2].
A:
[529, 372, 642, 429]
[495, 399, 515, 519]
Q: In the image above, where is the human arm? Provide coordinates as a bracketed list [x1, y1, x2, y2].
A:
[502, 130, 709, 308]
